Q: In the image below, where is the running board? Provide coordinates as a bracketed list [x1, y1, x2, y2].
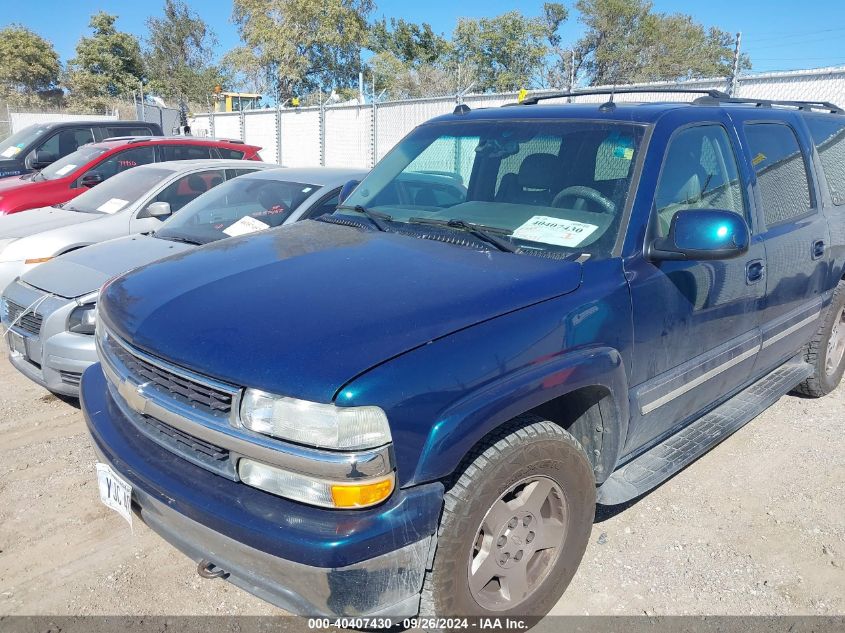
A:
[597, 357, 813, 505]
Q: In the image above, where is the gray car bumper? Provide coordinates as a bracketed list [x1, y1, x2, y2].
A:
[2, 280, 96, 397]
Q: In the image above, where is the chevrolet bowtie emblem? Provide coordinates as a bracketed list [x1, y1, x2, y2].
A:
[118, 379, 151, 415]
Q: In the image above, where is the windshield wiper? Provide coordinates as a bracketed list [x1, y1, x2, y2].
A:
[407, 217, 518, 253]
[336, 204, 391, 232]
[156, 234, 204, 246]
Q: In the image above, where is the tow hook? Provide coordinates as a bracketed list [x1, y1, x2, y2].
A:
[197, 559, 229, 580]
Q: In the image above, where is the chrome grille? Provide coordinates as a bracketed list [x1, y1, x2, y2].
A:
[103, 330, 235, 417]
[3, 298, 43, 336]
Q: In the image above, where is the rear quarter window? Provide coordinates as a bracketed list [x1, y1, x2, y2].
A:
[217, 147, 246, 159]
[804, 115, 845, 206]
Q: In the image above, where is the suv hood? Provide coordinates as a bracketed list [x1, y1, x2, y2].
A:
[100, 221, 583, 403]
[0, 205, 96, 240]
[23, 234, 194, 299]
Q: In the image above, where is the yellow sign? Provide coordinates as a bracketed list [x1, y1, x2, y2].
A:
[517, 88, 528, 103]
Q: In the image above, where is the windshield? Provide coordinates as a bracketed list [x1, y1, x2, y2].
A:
[0, 125, 50, 159]
[342, 119, 646, 258]
[63, 166, 174, 214]
[38, 145, 106, 181]
[155, 175, 319, 244]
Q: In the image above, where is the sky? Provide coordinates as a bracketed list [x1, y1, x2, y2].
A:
[3, 0, 845, 75]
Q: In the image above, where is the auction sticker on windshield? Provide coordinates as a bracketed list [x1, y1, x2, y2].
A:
[55, 164, 77, 176]
[223, 216, 270, 237]
[513, 215, 598, 247]
[97, 198, 129, 214]
[96, 463, 133, 528]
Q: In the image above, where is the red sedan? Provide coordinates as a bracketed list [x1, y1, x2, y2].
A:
[0, 136, 262, 215]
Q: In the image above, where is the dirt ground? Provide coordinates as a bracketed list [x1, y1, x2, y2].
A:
[0, 344, 842, 617]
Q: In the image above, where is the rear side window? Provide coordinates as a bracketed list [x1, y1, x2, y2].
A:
[106, 126, 153, 138]
[217, 147, 246, 159]
[804, 116, 845, 206]
[162, 145, 214, 161]
[89, 146, 156, 179]
[744, 122, 813, 225]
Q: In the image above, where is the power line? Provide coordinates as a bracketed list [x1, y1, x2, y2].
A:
[744, 26, 845, 42]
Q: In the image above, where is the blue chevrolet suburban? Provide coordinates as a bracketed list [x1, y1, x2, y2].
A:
[80, 89, 845, 619]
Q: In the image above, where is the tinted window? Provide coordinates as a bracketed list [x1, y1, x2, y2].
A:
[150, 169, 226, 213]
[35, 127, 94, 162]
[225, 168, 260, 179]
[105, 126, 153, 138]
[804, 116, 845, 206]
[87, 146, 156, 179]
[217, 147, 246, 159]
[654, 125, 746, 236]
[162, 144, 214, 161]
[303, 190, 340, 219]
[745, 122, 813, 225]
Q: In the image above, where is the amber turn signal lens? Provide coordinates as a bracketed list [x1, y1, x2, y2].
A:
[331, 476, 395, 508]
[25, 257, 53, 264]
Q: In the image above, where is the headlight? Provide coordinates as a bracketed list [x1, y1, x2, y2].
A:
[238, 458, 395, 508]
[240, 389, 392, 450]
[68, 303, 97, 335]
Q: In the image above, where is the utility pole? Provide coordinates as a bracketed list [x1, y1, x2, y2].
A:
[729, 32, 742, 97]
[568, 50, 576, 102]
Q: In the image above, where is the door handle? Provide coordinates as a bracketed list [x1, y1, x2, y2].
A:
[746, 259, 765, 284]
[812, 240, 826, 260]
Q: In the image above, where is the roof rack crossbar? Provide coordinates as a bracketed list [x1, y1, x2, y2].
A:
[517, 87, 730, 105]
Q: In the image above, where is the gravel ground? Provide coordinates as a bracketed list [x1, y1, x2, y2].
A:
[0, 345, 842, 616]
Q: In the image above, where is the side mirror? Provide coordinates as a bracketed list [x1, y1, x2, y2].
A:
[145, 201, 172, 219]
[338, 179, 360, 205]
[79, 172, 104, 188]
[30, 150, 57, 169]
[648, 209, 750, 261]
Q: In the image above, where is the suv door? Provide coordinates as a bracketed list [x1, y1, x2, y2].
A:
[738, 117, 830, 374]
[625, 114, 765, 450]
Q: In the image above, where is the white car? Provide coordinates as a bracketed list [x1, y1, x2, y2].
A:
[0, 159, 279, 292]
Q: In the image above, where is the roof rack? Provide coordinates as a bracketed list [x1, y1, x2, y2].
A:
[515, 87, 729, 106]
[513, 87, 842, 114]
[692, 94, 842, 113]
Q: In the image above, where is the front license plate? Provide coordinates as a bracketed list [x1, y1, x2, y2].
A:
[7, 330, 26, 358]
[96, 463, 133, 528]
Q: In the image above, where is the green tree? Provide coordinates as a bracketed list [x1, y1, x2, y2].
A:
[230, 0, 373, 101]
[0, 25, 62, 106]
[574, 0, 749, 85]
[65, 12, 145, 106]
[369, 18, 450, 67]
[145, 0, 228, 105]
[452, 5, 567, 92]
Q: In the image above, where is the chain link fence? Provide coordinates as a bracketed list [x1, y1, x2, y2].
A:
[189, 65, 845, 168]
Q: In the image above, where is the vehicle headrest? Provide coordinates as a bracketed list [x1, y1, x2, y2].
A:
[187, 174, 207, 193]
[518, 153, 560, 190]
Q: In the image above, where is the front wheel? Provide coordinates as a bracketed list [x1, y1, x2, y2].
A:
[420, 416, 595, 617]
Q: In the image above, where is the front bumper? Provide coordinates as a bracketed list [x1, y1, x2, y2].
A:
[2, 280, 96, 397]
[81, 364, 444, 616]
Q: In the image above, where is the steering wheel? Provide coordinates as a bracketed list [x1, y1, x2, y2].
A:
[552, 186, 616, 214]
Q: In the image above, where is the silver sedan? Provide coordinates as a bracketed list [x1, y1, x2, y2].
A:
[0, 159, 278, 293]
[1, 166, 367, 396]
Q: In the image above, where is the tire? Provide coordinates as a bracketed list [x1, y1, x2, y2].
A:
[795, 280, 845, 397]
[420, 415, 595, 617]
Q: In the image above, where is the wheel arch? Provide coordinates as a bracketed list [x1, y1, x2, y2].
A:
[411, 346, 629, 486]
